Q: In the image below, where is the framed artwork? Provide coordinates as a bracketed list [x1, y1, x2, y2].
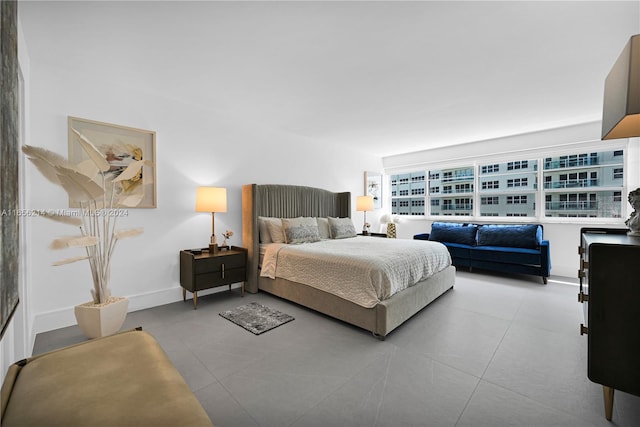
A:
[1, 0, 20, 340]
[364, 171, 382, 210]
[68, 116, 157, 208]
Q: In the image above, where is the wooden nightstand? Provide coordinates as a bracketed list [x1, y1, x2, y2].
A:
[179, 246, 247, 309]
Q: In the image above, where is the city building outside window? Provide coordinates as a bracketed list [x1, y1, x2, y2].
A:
[543, 150, 623, 218]
[389, 148, 623, 220]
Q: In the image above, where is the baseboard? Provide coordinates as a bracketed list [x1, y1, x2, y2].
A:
[32, 284, 241, 334]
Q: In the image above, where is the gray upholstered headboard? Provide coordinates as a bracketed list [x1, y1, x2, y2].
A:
[242, 184, 351, 293]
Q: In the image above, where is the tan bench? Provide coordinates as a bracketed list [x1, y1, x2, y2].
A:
[1, 329, 213, 427]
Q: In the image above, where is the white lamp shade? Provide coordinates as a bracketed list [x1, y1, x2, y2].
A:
[195, 187, 227, 213]
[356, 195, 374, 212]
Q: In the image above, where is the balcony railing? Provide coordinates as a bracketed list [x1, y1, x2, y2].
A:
[545, 201, 598, 210]
[441, 173, 474, 183]
[544, 158, 599, 169]
[544, 179, 598, 189]
[441, 189, 474, 194]
[442, 204, 473, 211]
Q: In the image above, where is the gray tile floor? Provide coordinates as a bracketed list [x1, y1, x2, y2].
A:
[34, 271, 640, 427]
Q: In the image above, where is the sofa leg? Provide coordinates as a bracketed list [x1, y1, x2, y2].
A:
[542, 277, 548, 284]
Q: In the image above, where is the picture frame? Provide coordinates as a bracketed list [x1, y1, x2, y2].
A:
[0, 1, 20, 340]
[364, 171, 382, 210]
[68, 116, 157, 208]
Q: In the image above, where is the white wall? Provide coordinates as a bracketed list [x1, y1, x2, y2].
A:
[381, 124, 636, 279]
[23, 60, 383, 335]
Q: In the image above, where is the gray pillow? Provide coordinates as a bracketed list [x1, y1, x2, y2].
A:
[328, 217, 357, 239]
[282, 217, 321, 244]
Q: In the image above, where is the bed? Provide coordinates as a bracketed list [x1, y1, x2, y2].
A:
[242, 183, 455, 338]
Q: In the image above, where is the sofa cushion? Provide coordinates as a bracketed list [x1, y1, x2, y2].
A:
[476, 224, 541, 249]
[470, 245, 543, 265]
[439, 242, 473, 260]
[429, 222, 478, 246]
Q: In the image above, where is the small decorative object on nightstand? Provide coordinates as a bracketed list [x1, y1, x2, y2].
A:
[381, 213, 400, 239]
[386, 223, 397, 238]
[222, 229, 234, 249]
[179, 246, 247, 309]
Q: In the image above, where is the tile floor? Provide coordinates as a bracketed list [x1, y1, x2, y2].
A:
[34, 271, 640, 427]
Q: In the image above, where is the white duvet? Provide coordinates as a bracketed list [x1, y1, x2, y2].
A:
[260, 236, 451, 308]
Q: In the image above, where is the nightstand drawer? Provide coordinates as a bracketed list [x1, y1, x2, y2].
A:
[194, 253, 244, 274]
[194, 267, 246, 289]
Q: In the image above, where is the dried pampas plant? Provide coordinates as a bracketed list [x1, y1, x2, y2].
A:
[49, 235, 100, 250]
[39, 211, 83, 227]
[22, 129, 150, 304]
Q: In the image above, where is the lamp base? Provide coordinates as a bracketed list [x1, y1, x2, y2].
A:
[208, 243, 219, 254]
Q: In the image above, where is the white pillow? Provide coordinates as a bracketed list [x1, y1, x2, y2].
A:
[328, 217, 357, 239]
[261, 217, 285, 243]
[258, 216, 272, 243]
[316, 217, 331, 239]
[282, 217, 321, 244]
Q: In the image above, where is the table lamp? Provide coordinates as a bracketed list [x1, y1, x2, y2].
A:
[356, 195, 374, 235]
[195, 186, 227, 254]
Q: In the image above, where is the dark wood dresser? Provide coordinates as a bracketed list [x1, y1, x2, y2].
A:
[578, 228, 640, 421]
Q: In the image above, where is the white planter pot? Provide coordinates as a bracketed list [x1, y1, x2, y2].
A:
[74, 296, 129, 339]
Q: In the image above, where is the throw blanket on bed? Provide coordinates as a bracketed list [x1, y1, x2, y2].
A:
[260, 236, 451, 308]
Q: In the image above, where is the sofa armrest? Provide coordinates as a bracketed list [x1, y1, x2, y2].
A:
[413, 233, 430, 240]
[540, 240, 551, 276]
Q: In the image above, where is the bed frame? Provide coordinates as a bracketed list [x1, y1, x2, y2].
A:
[242, 183, 455, 338]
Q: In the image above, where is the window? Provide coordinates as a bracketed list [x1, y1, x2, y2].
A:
[478, 158, 537, 217]
[482, 180, 499, 190]
[456, 183, 472, 192]
[543, 150, 623, 218]
[481, 197, 499, 205]
[507, 160, 528, 170]
[614, 168, 623, 180]
[425, 166, 474, 217]
[482, 164, 499, 174]
[507, 178, 528, 188]
[614, 191, 622, 202]
[390, 149, 623, 220]
[390, 172, 427, 216]
[507, 195, 527, 204]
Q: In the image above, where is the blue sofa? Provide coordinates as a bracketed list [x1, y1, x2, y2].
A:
[414, 222, 551, 284]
